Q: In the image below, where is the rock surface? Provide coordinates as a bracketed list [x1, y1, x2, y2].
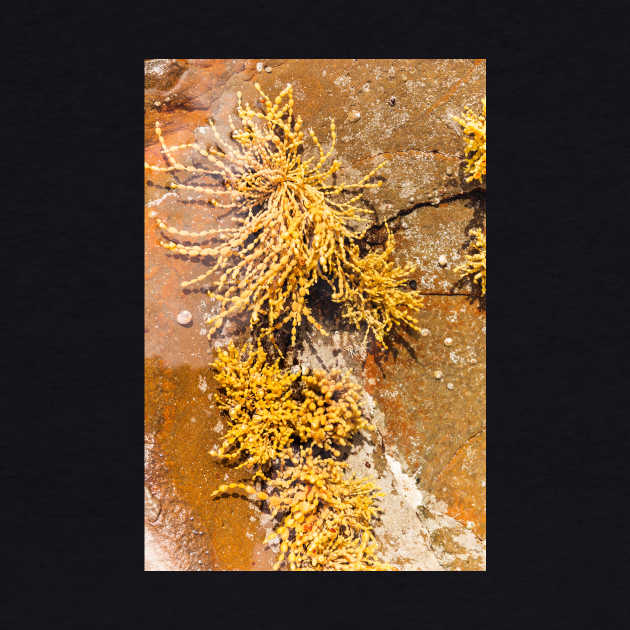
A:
[145, 58, 486, 570]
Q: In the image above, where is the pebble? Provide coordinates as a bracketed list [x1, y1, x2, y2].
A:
[144, 486, 161, 522]
[389, 96, 396, 106]
[447, 383, 454, 390]
[444, 337, 453, 346]
[149, 210, 158, 218]
[420, 328, 430, 337]
[347, 110, 361, 122]
[177, 310, 192, 326]
[264, 66, 272, 73]
[438, 254, 448, 267]
[256, 62, 263, 72]
[446, 166, 454, 176]
[433, 370, 443, 380]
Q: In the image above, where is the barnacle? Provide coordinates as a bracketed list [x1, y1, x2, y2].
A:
[145, 82, 423, 347]
[211, 446, 395, 571]
[453, 98, 486, 184]
[455, 227, 486, 295]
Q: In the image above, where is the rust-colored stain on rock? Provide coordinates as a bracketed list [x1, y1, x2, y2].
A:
[433, 428, 486, 539]
[145, 358, 276, 570]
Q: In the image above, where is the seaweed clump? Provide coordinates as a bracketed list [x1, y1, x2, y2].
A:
[453, 97, 486, 184]
[145, 83, 423, 347]
[208, 342, 394, 570]
[332, 224, 424, 347]
[211, 447, 394, 571]
[209, 342, 374, 477]
[456, 227, 486, 296]
[209, 342, 300, 478]
[453, 97, 486, 297]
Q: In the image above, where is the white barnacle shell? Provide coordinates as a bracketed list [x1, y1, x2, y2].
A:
[177, 310, 193, 326]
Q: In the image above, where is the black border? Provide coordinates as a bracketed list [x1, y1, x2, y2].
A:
[6, 2, 626, 628]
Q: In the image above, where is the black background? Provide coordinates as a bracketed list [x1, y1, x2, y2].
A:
[4, 2, 628, 628]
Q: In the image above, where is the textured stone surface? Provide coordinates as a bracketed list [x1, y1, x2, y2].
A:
[370, 195, 486, 294]
[144, 58, 486, 571]
[144, 359, 276, 571]
[432, 428, 486, 540]
[362, 296, 486, 487]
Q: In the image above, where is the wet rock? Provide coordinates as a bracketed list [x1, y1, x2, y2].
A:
[220, 58, 485, 224]
[383, 198, 486, 294]
[361, 296, 485, 539]
[144, 59, 256, 148]
[416, 498, 485, 570]
[432, 428, 486, 539]
[144, 359, 276, 570]
[145, 59, 186, 91]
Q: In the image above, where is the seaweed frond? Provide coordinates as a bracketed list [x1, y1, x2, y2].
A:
[455, 227, 486, 295]
[331, 223, 424, 348]
[453, 98, 486, 184]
